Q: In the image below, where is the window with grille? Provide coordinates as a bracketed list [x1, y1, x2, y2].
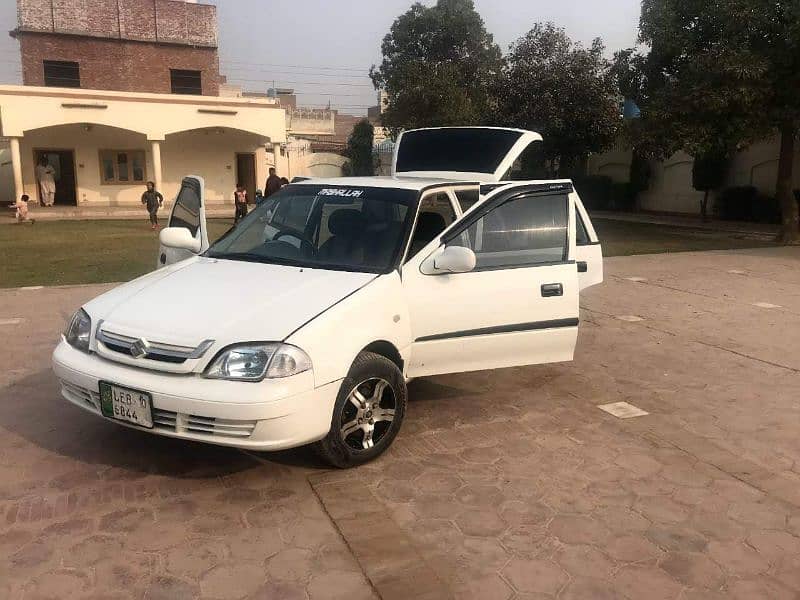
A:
[100, 150, 146, 185]
[170, 69, 202, 95]
[43, 60, 80, 88]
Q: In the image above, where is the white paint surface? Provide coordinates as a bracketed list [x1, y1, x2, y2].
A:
[598, 402, 649, 419]
[752, 302, 781, 309]
[616, 315, 644, 322]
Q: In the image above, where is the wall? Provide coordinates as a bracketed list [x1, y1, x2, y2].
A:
[162, 129, 269, 203]
[0, 86, 285, 142]
[18, 33, 220, 96]
[15, 0, 219, 95]
[16, 124, 268, 205]
[16, 0, 217, 46]
[588, 136, 800, 214]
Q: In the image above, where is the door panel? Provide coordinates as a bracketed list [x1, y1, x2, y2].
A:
[573, 192, 604, 290]
[403, 183, 579, 378]
[157, 176, 208, 268]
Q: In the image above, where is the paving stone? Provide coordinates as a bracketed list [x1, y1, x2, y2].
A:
[549, 515, 612, 546]
[502, 558, 568, 595]
[454, 509, 507, 537]
[560, 577, 622, 600]
[658, 551, 725, 589]
[307, 570, 375, 600]
[141, 575, 200, 600]
[264, 548, 315, 583]
[199, 563, 265, 600]
[452, 574, 514, 600]
[554, 544, 615, 580]
[615, 565, 683, 600]
[606, 534, 664, 562]
[707, 540, 770, 577]
[166, 540, 228, 579]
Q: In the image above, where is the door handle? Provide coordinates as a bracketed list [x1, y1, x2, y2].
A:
[577, 261, 588, 273]
[541, 283, 563, 297]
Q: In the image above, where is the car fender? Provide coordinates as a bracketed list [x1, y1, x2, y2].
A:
[284, 271, 411, 388]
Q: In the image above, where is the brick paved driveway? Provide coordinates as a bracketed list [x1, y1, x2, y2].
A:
[1, 247, 799, 599]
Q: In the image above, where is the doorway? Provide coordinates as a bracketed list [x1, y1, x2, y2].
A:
[236, 153, 256, 204]
[34, 149, 77, 206]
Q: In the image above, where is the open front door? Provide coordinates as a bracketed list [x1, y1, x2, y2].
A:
[573, 191, 604, 290]
[402, 182, 580, 378]
[392, 127, 543, 182]
[157, 176, 209, 269]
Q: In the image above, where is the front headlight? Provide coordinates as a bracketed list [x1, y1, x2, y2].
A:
[65, 308, 92, 353]
[204, 343, 312, 381]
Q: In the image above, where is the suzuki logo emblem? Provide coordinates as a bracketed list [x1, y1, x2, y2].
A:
[129, 338, 150, 359]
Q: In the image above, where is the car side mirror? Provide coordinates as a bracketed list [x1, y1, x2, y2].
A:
[421, 245, 476, 275]
[159, 227, 201, 253]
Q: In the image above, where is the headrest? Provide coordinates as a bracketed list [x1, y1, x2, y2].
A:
[415, 212, 447, 243]
[328, 209, 365, 237]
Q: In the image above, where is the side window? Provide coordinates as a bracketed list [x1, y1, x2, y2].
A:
[169, 183, 201, 236]
[407, 192, 457, 260]
[448, 193, 568, 269]
[454, 188, 480, 213]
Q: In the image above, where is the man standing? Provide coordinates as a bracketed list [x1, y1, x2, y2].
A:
[141, 181, 164, 230]
[36, 156, 56, 207]
[265, 167, 282, 197]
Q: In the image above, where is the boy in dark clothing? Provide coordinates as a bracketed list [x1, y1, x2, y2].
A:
[234, 183, 248, 224]
[141, 181, 164, 230]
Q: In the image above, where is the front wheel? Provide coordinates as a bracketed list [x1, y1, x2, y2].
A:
[313, 352, 407, 468]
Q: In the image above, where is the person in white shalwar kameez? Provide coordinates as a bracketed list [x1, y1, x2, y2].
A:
[35, 156, 56, 207]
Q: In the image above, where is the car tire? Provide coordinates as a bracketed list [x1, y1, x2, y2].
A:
[313, 351, 407, 468]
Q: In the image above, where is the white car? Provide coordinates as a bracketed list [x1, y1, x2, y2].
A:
[52, 127, 603, 467]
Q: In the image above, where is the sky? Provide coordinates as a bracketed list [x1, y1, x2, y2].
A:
[0, 0, 641, 115]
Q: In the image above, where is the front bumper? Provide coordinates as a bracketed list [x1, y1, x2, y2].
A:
[52, 341, 339, 451]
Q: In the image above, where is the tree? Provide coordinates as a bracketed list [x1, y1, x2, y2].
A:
[637, 0, 800, 243]
[495, 23, 620, 177]
[370, 0, 503, 135]
[692, 152, 729, 221]
[343, 119, 375, 177]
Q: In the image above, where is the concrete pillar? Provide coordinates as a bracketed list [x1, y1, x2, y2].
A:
[273, 142, 281, 176]
[150, 140, 163, 196]
[9, 137, 23, 202]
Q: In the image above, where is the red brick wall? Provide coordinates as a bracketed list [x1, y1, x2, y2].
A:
[19, 32, 220, 95]
[17, 0, 217, 46]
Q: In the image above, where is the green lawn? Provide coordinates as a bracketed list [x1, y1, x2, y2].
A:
[0, 217, 776, 288]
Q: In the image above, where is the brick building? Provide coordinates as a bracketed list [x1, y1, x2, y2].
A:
[0, 0, 288, 208]
[12, 0, 220, 95]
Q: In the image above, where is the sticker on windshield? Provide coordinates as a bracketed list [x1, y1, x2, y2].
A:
[319, 188, 364, 198]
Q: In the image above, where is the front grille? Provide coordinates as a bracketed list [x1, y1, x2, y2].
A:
[152, 409, 256, 439]
[96, 327, 214, 364]
[61, 381, 100, 411]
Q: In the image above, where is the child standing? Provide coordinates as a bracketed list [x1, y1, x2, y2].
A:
[234, 183, 248, 224]
[141, 181, 164, 230]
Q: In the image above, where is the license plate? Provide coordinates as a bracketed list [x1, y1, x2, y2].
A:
[99, 382, 153, 429]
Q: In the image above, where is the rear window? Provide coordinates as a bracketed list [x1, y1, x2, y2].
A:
[396, 128, 523, 174]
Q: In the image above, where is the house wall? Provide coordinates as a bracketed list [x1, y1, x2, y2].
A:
[15, 0, 219, 95]
[17, 124, 269, 205]
[0, 145, 13, 204]
[588, 136, 800, 214]
[18, 33, 220, 96]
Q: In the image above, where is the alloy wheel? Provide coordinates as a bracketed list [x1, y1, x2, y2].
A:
[340, 378, 396, 450]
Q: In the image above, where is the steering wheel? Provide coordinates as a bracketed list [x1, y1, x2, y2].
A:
[274, 230, 317, 258]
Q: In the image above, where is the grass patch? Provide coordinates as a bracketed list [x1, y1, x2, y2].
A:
[0, 217, 776, 289]
[0, 219, 233, 288]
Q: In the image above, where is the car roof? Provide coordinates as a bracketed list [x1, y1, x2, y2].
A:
[289, 176, 480, 191]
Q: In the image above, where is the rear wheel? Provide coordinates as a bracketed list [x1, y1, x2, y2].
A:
[313, 352, 407, 468]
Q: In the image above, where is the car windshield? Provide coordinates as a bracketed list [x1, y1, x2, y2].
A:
[206, 184, 415, 273]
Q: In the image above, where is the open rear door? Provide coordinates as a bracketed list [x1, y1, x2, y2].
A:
[392, 127, 542, 182]
[157, 176, 209, 269]
[572, 190, 604, 290]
